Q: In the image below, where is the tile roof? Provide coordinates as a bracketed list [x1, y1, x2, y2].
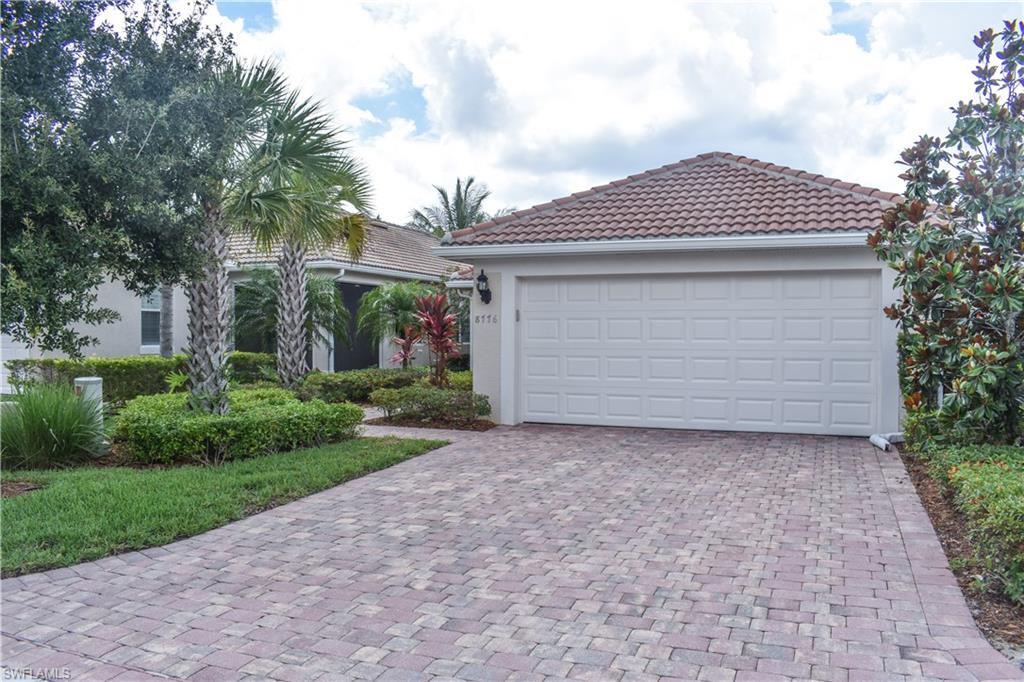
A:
[228, 218, 465, 279]
[446, 151, 902, 246]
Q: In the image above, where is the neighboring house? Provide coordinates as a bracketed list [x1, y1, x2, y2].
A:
[227, 218, 466, 371]
[1, 218, 465, 391]
[436, 151, 901, 437]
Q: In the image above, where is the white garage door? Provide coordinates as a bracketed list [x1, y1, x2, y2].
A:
[519, 271, 882, 436]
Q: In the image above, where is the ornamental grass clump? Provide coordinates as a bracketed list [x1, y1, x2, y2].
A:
[1, 383, 106, 470]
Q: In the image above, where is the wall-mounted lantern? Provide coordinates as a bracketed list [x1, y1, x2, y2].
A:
[475, 270, 492, 304]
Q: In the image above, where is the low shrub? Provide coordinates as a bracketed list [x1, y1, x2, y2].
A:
[419, 370, 472, 391]
[1, 384, 106, 470]
[296, 367, 426, 403]
[113, 388, 362, 465]
[449, 370, 472, 392]
[6, 352, 277, 404]
[370, 385, 490, 424]
[925, 444, 1024, 487]
[949, 461, 1024, 604]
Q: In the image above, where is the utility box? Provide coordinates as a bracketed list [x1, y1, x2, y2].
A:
[73, 376, 103, 406]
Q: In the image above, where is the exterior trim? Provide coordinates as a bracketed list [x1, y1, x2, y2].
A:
[434, 232, 870, 258]
[228, 260, 445, 282]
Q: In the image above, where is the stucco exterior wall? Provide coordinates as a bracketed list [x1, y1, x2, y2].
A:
[32, 267, 446, 374]
[47, 279, 190, 359]
[462, 245, 900, 433]
[469, 273, 502, 418]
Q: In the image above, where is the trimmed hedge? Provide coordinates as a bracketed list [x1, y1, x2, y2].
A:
[370, 385, 490, 424]
[228, 352, 278, 384]
[113, 388, 362, 465]
[922, 444, 1024, 605]
[6, 352, 276, 404]
[296, 367, 426, 403]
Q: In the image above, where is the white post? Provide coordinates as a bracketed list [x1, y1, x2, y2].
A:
[74, 376, 103, 408]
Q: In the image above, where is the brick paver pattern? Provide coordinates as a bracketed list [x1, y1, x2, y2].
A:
[2, 425, 1020, 681]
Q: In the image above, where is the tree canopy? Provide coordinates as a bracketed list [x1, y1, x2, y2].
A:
[869, 20, 1023, 443]
[1, 0, 233, 355]
[408, 177, 512, 237]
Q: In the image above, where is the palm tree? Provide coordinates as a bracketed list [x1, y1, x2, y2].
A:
[241, 95, 372, 388]
[159, 284, 174, 358]
[184, 62, 370, 408]
[356, 281, 432, 368]
[184, 62, 289, 414]
[408, 177, 512, 237]
[234, 268, 351, 357]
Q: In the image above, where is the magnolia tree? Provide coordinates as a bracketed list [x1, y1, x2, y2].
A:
[869, 21, 1023, 443]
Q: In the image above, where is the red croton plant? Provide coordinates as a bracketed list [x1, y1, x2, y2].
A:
[415, 293, 460, 387]
[869, 21, 1023, 444]
[389, 325, 422, 368]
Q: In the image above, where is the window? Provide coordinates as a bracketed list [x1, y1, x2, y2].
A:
[141, 292, 161, 347]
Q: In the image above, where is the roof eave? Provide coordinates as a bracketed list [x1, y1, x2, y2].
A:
[433, 231, 871, 259]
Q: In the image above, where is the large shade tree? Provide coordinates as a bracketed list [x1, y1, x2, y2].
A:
[869, 20, 1023, 443]
[408, 177, 511, 237]
[1, 0, 233, 355]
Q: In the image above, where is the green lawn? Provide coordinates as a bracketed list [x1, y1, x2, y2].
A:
[1, 437, 446, 576]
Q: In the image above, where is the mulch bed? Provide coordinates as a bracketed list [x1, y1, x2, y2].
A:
[2, 480, 42, 498]
[364, 416, 497, 432]
[899, 447, 1024, 652]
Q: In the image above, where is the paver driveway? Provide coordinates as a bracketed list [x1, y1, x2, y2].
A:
[2, 425, 1020, 681]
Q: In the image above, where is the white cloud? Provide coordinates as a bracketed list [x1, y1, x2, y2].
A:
[206, 0, 1017, 220]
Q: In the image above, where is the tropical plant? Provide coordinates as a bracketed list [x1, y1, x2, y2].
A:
[1, 383, 106, 470]
[234, 268, 351, 357]
[182, 60, 372, 409]
[1, 0, 232, 355]
[356, 281, 432, 368]
[415, 293, 460, 387]
[390, 326, 422, 368]
[869, 21, 1024, 444]
[240, 102, 372, 388]
[408, 177, 512, 237]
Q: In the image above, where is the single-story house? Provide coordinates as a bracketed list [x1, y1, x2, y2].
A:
[1, 218, 465, 391]
[226, 218, 468, 371]
[436, 152, 901, 437]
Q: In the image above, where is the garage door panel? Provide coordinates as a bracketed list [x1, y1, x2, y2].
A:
[522, 353, 878, 390]
[520, 272, 881, 435]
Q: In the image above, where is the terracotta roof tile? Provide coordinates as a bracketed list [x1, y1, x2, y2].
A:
[446, 152, 901, 246]
[228, 218, 465, 279]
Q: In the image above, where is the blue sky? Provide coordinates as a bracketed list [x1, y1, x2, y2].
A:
[211, 1, 1018, 221]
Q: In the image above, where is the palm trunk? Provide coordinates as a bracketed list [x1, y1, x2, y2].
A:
[184, 201, 231, 414]
[276, 238, 309, 388]
[159, 284, 174, 358]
